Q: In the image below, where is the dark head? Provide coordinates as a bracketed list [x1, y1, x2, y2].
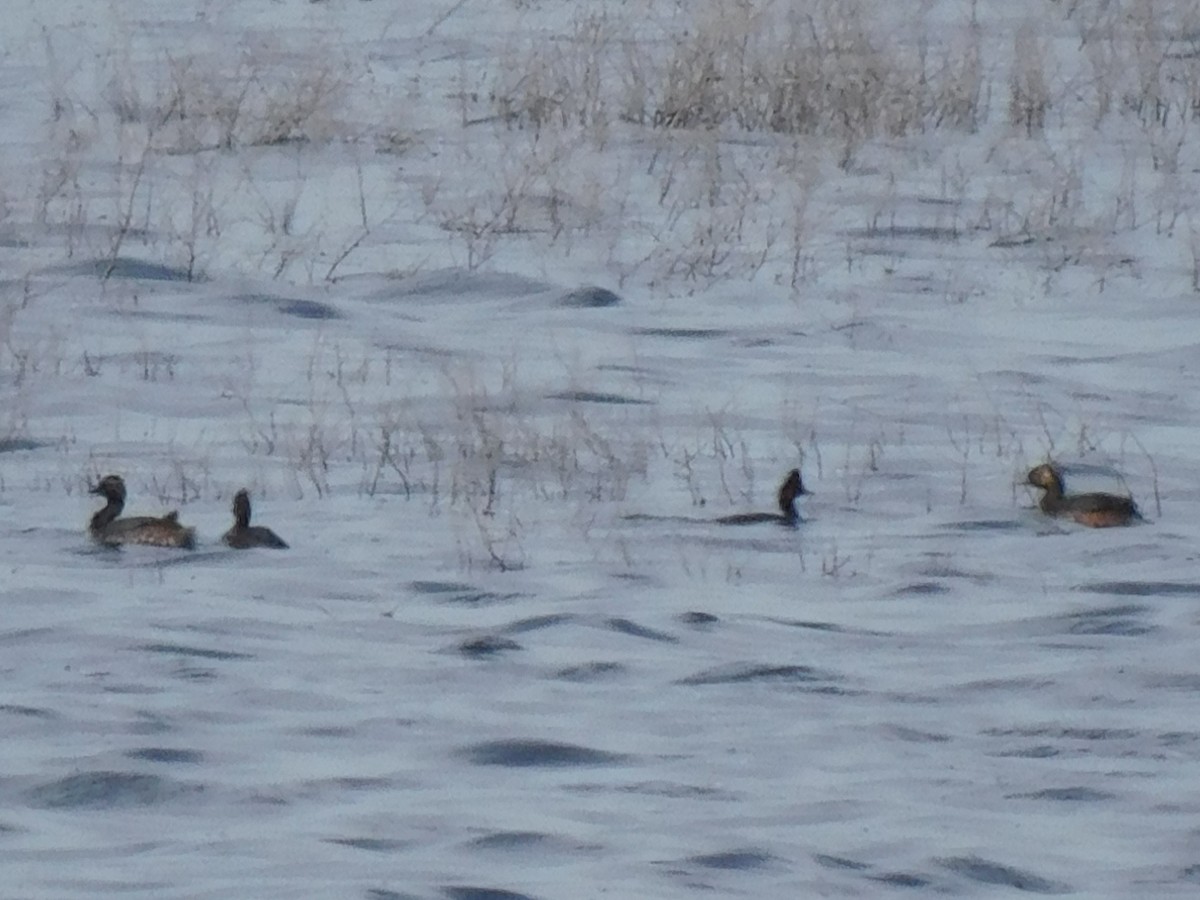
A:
[1026, 463, 1064, 495]
[777, 468, 809, 515]
[89, 474, 128, 504]
[223, 488, 288, 549]
[232, 489, 252, 528]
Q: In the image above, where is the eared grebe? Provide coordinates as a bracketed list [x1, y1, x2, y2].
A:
[222, 489, 288, 549]
[1025, 463, 1140, 528]
[88, 474, 196, 549]
[716, 469, 809, 526]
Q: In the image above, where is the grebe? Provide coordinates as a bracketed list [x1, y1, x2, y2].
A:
[716, 469, 809, 526]
[222, 489, 289, 549]
[1025, 463, 1139, 528]
[88, 474, 196, 549]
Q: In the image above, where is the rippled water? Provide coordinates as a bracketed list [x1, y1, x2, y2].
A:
[6, 498, 1200, 897]
[3, 248, 1198, 896]
[4, 2, 1200, 897]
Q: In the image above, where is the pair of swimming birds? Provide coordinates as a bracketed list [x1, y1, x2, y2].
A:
[715, 463, 1138, 529]
[88, 475, 287, 550]
[85, 460, 1140, 550]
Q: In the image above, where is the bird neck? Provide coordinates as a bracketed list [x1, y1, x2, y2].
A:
[90, 497, 123, 531]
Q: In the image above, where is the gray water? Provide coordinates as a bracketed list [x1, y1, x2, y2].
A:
[5, 495, 1200, 898]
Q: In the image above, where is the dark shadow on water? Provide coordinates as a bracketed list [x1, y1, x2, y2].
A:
[677, 663, 845, 690]
[868, 871, 933, 888]
[295, 725, 356, 738]
[366, 890, 424, 900]
[814, 853, 870, 871]
[994, 745, 1060, 759]
[1077, 581, 1200, 597]
[463, 739, 628, 768]
[0, 438, 45, 453]
[1158, 731, 1200, 748]
[982, 725, 1138, 741]
[893, 581, 950, 596]
[466, 830, 599, 854]
[621, 512, 706, 525]
[1006, 786, 1114, 802]
[410, 580, 475, 594]
[122, 308, 211, 323]
[678, 611, 719, 627]
[688, 849, 776, 870]
[61, 257, 198, 282]
[0, 231, 31, 248]
[0, 704, 54, 718]
[762, 617, 891, 637]
[299, 777, 392, 798]
[502, 613, 575, 634]
[124, 747, 203, 764]
[545, 390, 651, 405]
[992, 234, 1039, 248]
[468, 831, 552, 850]
[325, 837, 410, 853]
[26, 771, 192, 809]
[626, 781, 727, 799]
[441, 887, 541, 900]
[136, 642, 253, 661]
[409, 581, 524, 606]
[603, 617, 678, 643]
[939, 519, 1023, 532]
[458, 635, 522, 657]
[1057, 605, 1155, 637]
[766, 617, 844, 632]
[1149, 675, 1200, 692]
[568, 779, 731, 800]
[632, 327, 727, 339]
[278, 299, 343, 320]
[886, 725, 951, 743]
[597, 363, 659, 377]
[173, 663, 217, 682]
[841, 225, 962, 241]
[236, 293, 343, 320]
[555, 661, 625, 682]
[557, 286, 622, 308]
[919, 564, 990, 582]
[938, 856, 1070, 894]
[441, 591, 523, 606]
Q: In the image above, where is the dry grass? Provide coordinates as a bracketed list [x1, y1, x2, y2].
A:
[493, 0, 985, 153]
[24, 0, 1200, 292]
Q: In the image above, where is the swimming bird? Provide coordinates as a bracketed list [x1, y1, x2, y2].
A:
[1025, 462, 1140, 528]
[716, 469, 810, 526]
[222, 489, 288, 549]
[88, 474, 196, 549]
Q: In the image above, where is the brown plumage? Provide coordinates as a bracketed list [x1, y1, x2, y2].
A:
[716, 469, 809, 527]
[1026, 463, 1140, 528]
[222, 489, 288, 549]
[88, 474, 196, 549]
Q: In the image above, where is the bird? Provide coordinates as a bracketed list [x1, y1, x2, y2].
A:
[716, 469, 810, 526]
[88, 474, 196, 549]
[1025, 462, 1140, 528]
[222, 488, 288, 549]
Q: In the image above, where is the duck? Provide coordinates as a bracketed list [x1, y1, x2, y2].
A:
[88, 474, 196, 549]
[1025, 462, 1140, 528]
[222, 489, 288, 549]
[716, 469, 810, 526]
